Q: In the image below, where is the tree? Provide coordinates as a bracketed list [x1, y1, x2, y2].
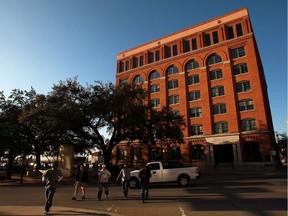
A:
[19, 93, 66, 170]
[46, 78, 149, 166]
[0, 89, 35, 179]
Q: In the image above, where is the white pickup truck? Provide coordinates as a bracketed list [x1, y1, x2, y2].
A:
[129, 161, 200, 188]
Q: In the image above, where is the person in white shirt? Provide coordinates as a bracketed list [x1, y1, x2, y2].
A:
[97, 164, 111, 201]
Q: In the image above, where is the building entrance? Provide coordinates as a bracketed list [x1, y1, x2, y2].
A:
[214, 144, 234, 164]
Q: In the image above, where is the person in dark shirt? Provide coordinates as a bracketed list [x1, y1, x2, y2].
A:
[72, 164, 89, 200]
[42, 162, 63, 215]
[138, 164, 151, 203]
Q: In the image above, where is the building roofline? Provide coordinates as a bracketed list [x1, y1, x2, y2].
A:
[117, 7, 249, 60]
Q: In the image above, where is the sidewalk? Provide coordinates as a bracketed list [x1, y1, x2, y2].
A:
[0, 206, 124, 216]
[0, 169, 286, 216]
[0, 176, 125, 216]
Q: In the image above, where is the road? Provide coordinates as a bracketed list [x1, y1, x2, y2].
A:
[0, 173, 286, 216]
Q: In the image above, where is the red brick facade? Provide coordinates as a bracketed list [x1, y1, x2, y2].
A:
[113, 8, 275, 171]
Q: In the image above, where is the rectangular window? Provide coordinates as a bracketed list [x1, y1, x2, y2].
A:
[236, 81, 251, 93]
[120, 62, 125, 72]
[236, 23, 243, 37]
[155, 50, 160, 61]
[231, 46, 245, 59]
[133, 57, 138, 68]
[211, 86, 225, 97]
[210, 69, 223, 80]
[184, 40, 190, 52]
[139, 56, 144, 66]
[190, 107, 202, 118]
[239, 99, 254, 111]
[189, 91, 201, 101]
[173, 44, 178, 56]
[125, 60, 129, 71]
[234, 63, 248, 75]
[215, 122, 229, 134]
[212, 31, 219, 44]
[191, 125, 203, 136]
[188, 75, 200, 85]
[148, 52, 154, 64]
[192, 38, 197, 50]
[227, 26, 234, 39]
[213, 103, 227, 115]
[168, 95, 179, 105]
[168, 80, 178, 90]
[165, 46, 171, 58]
[151, 98, 160, 108]
[150, 84, 160, 93]
[204, 33, 211, 46]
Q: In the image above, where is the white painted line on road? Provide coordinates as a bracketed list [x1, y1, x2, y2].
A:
[107, 204, 115, 211]
[179, 207, 186, 216]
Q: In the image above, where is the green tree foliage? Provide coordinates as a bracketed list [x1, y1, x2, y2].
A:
[0, 89, 35, 179]
[1, 77, 187, 169]
[42, 78, 149, 165]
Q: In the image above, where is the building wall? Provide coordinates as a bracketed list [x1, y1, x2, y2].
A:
[113, 8, 276, 171]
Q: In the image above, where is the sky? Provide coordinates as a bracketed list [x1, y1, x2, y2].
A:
[0, 0, 287, 135]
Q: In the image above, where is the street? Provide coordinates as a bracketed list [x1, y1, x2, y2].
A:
[0, 173, 286, 216]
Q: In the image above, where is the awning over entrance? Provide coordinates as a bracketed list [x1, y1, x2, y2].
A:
[206, 134, 240, 145]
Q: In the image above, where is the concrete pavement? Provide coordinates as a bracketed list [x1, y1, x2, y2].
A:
[0, 206, 125, 216]
[0, 168, 286, 216]
[0, 176, 125, 216]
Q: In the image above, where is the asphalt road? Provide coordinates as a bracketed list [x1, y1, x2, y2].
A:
[0, 172, 286, 216]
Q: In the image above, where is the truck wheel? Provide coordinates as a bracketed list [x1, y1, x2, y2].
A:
[178, 175, 190, 187]
[129, 178, 139, 189]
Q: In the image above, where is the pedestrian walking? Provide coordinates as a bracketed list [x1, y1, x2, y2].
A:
[72, 164, 89, 200]
[138, 164, 151, 203]
[97, 164, 111, 201]
[116, 163, 131, 198]
[42, 162, 63, 215]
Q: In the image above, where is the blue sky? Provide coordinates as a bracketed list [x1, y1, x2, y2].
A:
[0, 0, 287, 134]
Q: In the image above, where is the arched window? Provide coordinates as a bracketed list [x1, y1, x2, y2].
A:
[166, 65, 179, 76]
[185, 60, 199, 71]
[207, 54, 222, 65]
[133, 75, 144, 84]
[149, 70, 160, 80]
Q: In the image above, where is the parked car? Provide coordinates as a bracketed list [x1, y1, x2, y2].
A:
[129, 161, 200, 188]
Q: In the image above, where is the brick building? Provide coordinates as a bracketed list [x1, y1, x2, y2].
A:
[113, 8, 275, 172]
